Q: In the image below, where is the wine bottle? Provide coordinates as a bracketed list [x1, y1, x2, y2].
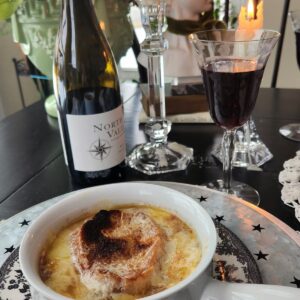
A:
[53, 0, 126, 186]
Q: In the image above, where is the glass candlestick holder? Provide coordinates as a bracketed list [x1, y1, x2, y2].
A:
[212, 118, 273, 169]
[127, 0, 193, 174]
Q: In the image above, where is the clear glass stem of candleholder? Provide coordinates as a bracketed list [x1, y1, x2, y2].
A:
[212, 117, 273, 169]
[145, 51, 170, 144]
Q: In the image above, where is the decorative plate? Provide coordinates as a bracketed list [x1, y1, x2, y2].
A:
[0, 222, 261, 300]
[0, 181, 299, 300]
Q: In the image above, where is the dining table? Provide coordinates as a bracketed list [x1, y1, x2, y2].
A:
[0, 82, 300, 299]
[0, 83, 299, 231]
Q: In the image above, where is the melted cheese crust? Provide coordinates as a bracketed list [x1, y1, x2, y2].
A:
[39, 206, 201, 300]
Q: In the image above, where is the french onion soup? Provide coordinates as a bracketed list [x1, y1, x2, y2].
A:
[39, 205, 201, 299]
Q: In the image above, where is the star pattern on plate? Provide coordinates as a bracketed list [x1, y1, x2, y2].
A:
[4, 245, 15, 254]
[198, 196, 207, 202]
[290, 277, 300, 288]
[0, 183, 299, 295]
[19, 219, 30, 227]
[254, 250, 269, 260]
[252, 224, 265, 232]
[215, 215, 225, 222]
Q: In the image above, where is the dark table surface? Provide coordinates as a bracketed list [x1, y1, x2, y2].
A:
[0, 84, 299, 231]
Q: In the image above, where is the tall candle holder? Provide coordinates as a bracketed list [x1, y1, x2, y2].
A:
[127, 0, 193, 175]
[235, 0, 273, 167]
[214, 0, 274, 168]
[212, 118, 273, 168]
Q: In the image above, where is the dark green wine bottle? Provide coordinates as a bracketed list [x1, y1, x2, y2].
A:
[53, 0, 126, 187]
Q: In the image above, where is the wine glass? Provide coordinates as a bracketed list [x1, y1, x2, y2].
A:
[191, 29, 280, 205]
[279, 10, 300, 142]
[127, 0, 193, 175]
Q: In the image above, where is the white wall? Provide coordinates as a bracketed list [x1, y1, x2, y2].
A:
[228, 0, 300, 88]
[0, 95, 5, 120]
[260, 0, 300, 88]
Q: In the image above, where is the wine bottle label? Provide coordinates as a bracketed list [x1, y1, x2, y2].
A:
[66, 106, 125, 172]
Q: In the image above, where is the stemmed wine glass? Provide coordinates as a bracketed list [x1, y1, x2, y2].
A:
[191, 29, 280, 205]
[279, 10, 300, 142]
[127, 0, 193, 174]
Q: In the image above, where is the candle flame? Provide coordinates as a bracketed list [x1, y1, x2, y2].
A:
[247, 0, 255, 20]
[238, 0, 263, 33]
[100, 21, 105, 31]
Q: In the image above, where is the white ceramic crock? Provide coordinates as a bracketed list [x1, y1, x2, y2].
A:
[19, 182, 216, 300]
[19, 183, 300, 300]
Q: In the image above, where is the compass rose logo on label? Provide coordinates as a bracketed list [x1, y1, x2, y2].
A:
[89, 138, 112, 160]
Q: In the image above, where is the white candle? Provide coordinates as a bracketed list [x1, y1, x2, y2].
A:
[238, 0, 264, 37]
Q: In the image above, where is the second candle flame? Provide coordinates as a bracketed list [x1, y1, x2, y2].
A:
[247, 0, 255, 20]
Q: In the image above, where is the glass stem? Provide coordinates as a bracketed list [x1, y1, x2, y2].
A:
[147, 54, 166, 119]
[145, 52, 170, 145]
[222, 129, 236, 190]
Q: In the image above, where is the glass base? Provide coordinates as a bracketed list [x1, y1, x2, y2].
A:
[127, 142, 193, 175]
[279, 123, 300, 142]
[206, 179, 260, 206]
[212, 119, 273, 168]
[212, 140, 272, 169]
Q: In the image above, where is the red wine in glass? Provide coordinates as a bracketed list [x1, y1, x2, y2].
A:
[201, 59, 264, 130]
[191, 29, 279, 205]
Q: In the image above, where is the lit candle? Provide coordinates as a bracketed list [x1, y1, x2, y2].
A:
[100, 20, 106, 31]
[235, 0, 264, 64]
[247, 0, 255, 20]
[238, 0, 264, 32]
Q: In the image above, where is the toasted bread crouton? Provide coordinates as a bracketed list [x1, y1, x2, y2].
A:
[70, 210, 165, 297]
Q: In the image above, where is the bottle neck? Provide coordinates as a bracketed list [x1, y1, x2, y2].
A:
[56, 0, 118, 90]
[59, 0, 105, 56]
[63, 0, 94, 12]
[61, 0, 99, 31]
